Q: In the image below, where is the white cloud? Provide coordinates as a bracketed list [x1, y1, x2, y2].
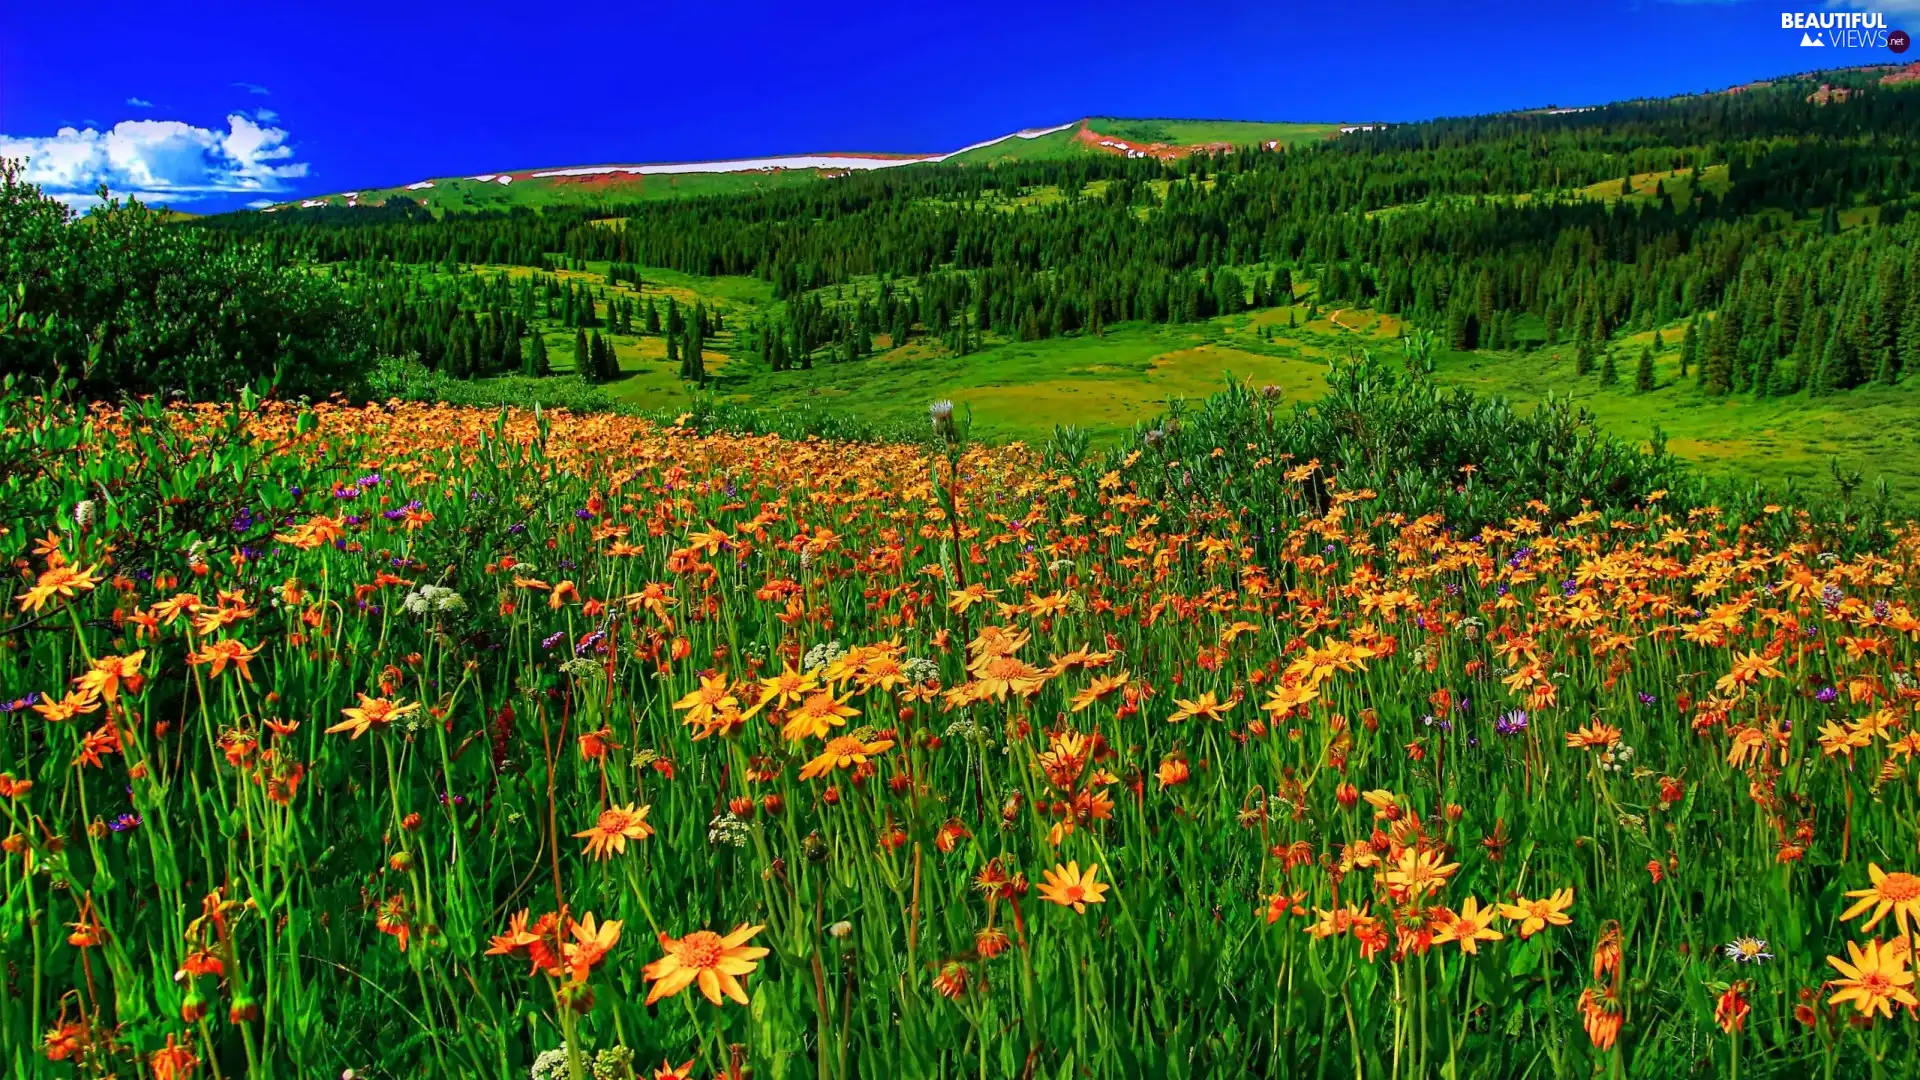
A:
[0, 114, 308, 209]
[246, 198, 276, 209]
[232, 82, 271, 96]
[126, 97, 153, 108]
[253, 108, 278, 123]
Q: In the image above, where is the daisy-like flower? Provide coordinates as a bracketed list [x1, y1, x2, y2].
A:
[798, 735, 894, 780]
[187, 638, 265, 682]
[1036, 861, 1109, 913]
[18, 563, 101, 613]
[671, 675, 738, 729]
[1167, 690, 1232, 724]
[573, 804, 655, 860]
[1826, 938, 1918, 1019]
[780, 691, 859, 741]
[74, 652, 145, 702]
[325, 695, 422, 739]
[1382, 847, 1459, 901]
[642, 924, 770, 1006]
[1497, 888, 1574, 939]
[1723, 936, 1773, 963]
[1840, 863, 1920, 936]
[1433, 896, 1504, 954]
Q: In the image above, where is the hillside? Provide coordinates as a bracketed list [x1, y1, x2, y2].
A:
[260, 116, 1360, 214]
[191, 63, 1920, 507]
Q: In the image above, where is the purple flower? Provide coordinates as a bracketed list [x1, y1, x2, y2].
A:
[1816, 686, 1839, 704]
[108, 813, 142, 833]
[1638, 692, 1657, 707]
[509, 523, 528, 535]
[541, 631, 566, 650]
[575, 508, 594, 520]
[1495, 710, 1529, 737]
[0, 691, 44, 713]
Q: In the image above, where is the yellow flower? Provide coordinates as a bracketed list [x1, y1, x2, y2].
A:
[780, 691, 859, 741]
[642, 924, 770, 1006]
[1168, 691, 1232, 723]
[798, 735, 894, 780]
[1037, 861, 1109, 913]
[18, 563, 101, 613]
[1840, 864, 1920, 936]
[573, 804, 655, 860]
[325, 695, 421, 739]
[1433, 896, 1504, 954]
[671, 674, 738, 728]
[1382, 847, 1458, 901]
[1826, 938, 1918, 1019]
[1497, 888, 1574, 939]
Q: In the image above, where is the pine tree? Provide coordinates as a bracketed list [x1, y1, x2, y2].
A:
[1634, 345, 1654, 392]
[1600, 349, 1618, 386]
[1679, 320, 1697, 378]
[1575, 340, 1593, 378]
[574, 329, 589, 379]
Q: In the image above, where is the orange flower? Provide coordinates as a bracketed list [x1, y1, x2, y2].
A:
[74, 723, 122, 769]
[149, 1030, 200, 1068]
[1168, 690, 1232, 723]
[187, 638, 265, 681]
[780, 691, 860, 741]
[32, 689, 101, 724]
[1432, 896, 1504, 954]
[798, 735, 894, 780]
[574, 804, 655, 859]
[671, 674, 738, 728]
[1839, 863, 1920, 937]
[1715, 983, 1750, 1035]
[564, 912, 623, 982]
[18, 562, 100, 613]
[1826, 938, 1917, 1019]
[75, 651, 145, 702]
[649, 1060, 696, 1080]
[1037, 861, 1109, 913]
[1382, 847, 1459, 901]
[325, 695, 421, 739]
[1578, 985, 1623, 1050]
[1565, 723, 1622, 750]
[642, 924, 769, 1006]
[1497, 888, 1574, 939]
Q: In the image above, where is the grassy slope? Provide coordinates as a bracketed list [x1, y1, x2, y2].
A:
[468, 255, 1919, 506]
[1087, 117, 1346, 146]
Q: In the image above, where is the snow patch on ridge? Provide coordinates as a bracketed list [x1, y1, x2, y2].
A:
[526, 120, 1081, 179]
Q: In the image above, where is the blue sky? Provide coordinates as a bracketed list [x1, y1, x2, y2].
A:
[1, 0, 1913, 212]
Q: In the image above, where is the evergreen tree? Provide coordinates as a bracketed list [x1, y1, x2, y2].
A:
[1634, 345, 1654, 392]
[574, 329, 589, 379]
[1600, 349, 1618, 386]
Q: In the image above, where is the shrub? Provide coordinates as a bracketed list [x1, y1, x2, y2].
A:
[0, 160, 368, 399]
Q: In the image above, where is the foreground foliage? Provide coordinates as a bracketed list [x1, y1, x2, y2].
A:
[3, 377, 1920, 1079]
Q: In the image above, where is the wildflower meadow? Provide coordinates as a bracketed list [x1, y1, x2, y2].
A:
[4, 368, 1920, 1080]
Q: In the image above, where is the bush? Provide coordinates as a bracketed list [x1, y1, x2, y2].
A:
[0, 160, 368, 399]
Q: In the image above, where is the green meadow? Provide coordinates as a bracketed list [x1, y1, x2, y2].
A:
[473, 258, 1920, 508]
